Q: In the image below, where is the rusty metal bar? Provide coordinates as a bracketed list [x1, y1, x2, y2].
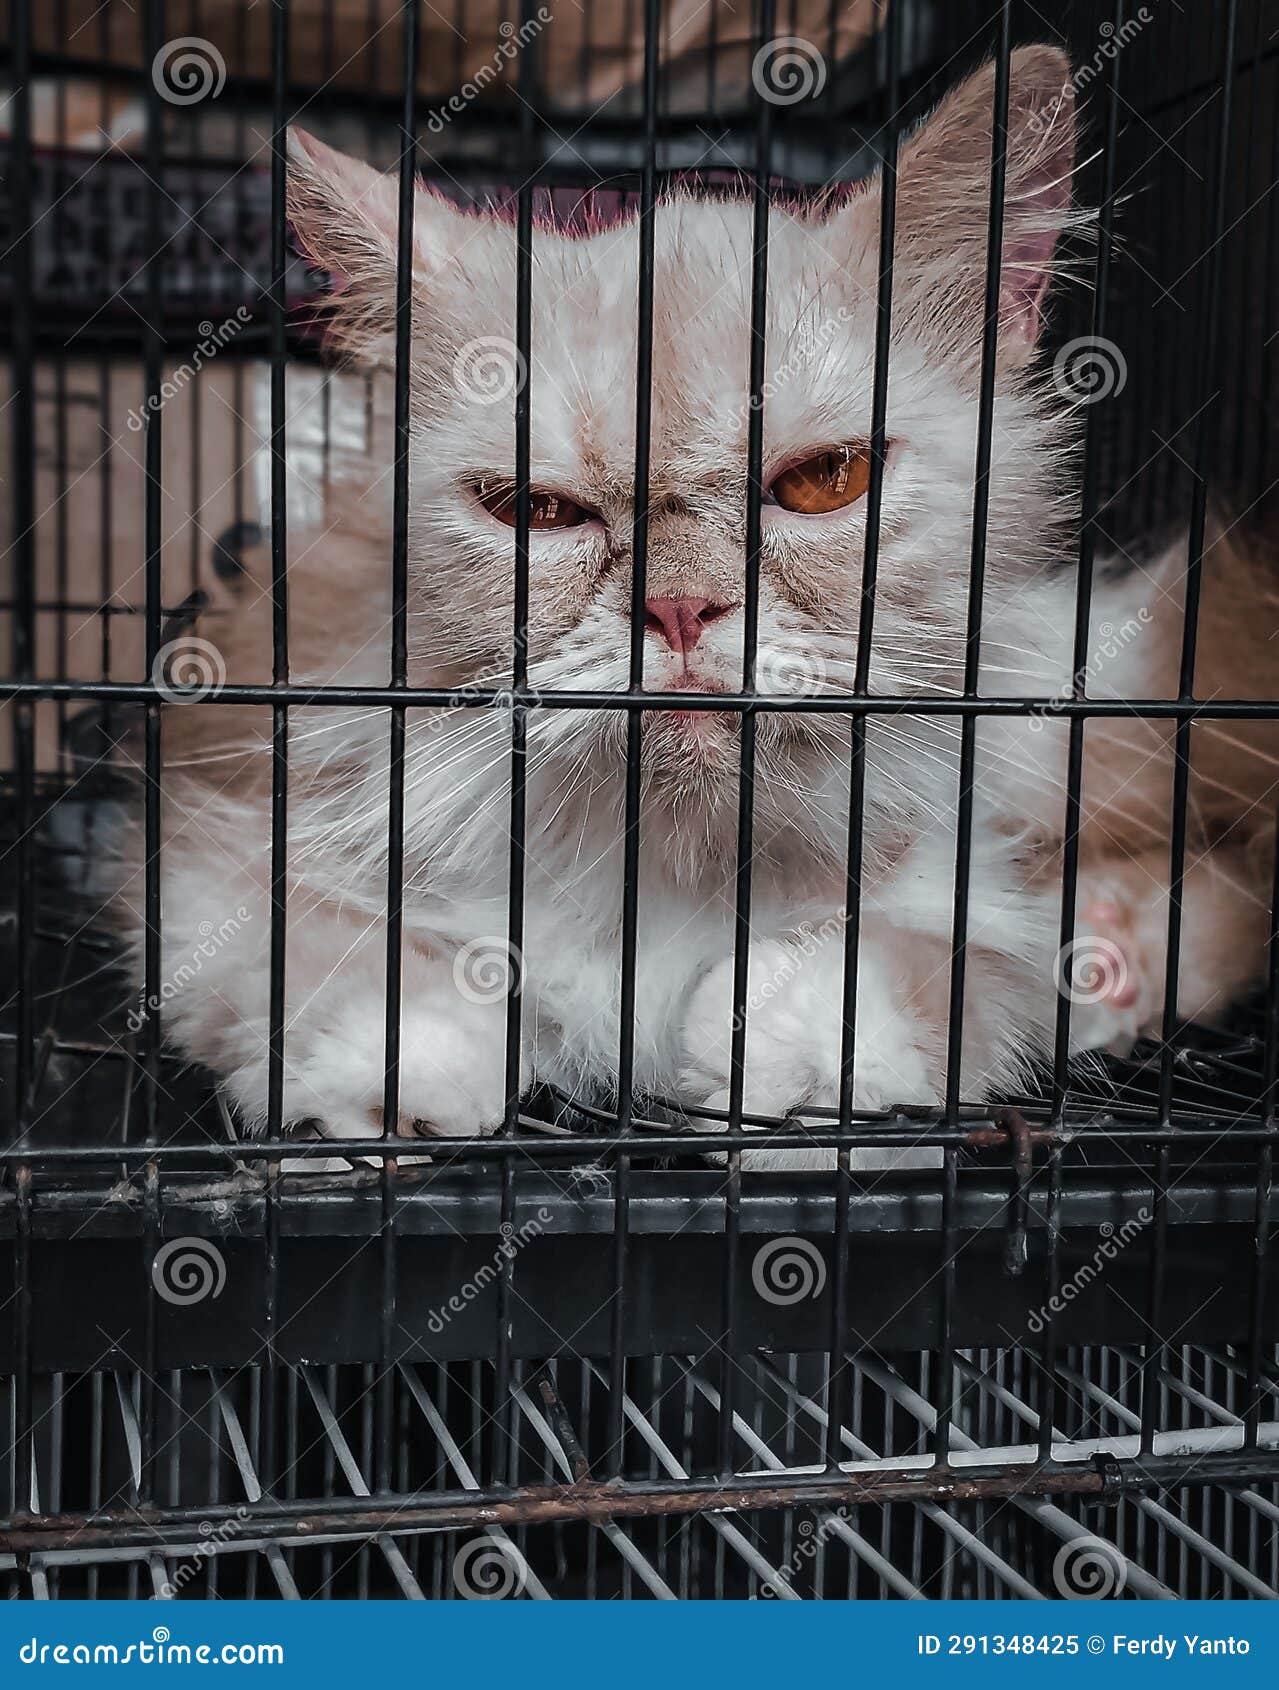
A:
[6, 1447, 1279, 1554]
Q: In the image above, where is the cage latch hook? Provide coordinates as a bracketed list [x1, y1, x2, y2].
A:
[996, 1107, 1034, 1277]
[1091, 1451, 1125, 1506]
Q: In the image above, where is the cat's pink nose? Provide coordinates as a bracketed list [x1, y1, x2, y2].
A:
[644, 595, 733, 654]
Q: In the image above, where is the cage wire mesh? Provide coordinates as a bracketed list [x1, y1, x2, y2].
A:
[2, 0, 1279, 1600]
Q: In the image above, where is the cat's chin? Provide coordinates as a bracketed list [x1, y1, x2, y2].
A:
[638, 708, 741, 833]
[641, 705, 737, 766]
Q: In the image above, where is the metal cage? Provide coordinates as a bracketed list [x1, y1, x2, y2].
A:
[2, 0, 1279, 1599]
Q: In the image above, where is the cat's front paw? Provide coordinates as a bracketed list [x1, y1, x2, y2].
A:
[268, 977, 517, 1171]
[680, 943, 938, 1170]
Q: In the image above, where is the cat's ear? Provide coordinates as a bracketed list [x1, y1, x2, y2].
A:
[286, 129, 461, 365]
[888, 46, 1078, 374]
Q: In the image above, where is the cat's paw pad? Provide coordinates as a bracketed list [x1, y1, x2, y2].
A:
[280, 1105, 439, 1174]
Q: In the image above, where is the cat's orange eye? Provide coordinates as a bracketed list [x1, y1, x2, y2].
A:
[770, 445, 874, 515]
[474, 479, 590, 530]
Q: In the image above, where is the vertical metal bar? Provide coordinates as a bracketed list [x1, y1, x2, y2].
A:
[1143, 0, 1240, 1456]
[718, 0, 775, 1479]
[262, 0, 292, 1498]
[936, 0, 1012, 1462]
[503, 1, 538, 1126]
[97, 4, 115, 713]
[1247, 817, 1279, 1447]
[140, 12, 165, 1139]
[1038, 0, 1127, 1468]
[379, 0, 420, 1494]
[1037, 1142, 1064, 1465]
[608, 0, 660, 1480]
[827, 0, 901, 1471]
[494, 0, 540, 1483]
[943, 2, 1012, 1118]
[1050, 0, 1124, 1116]
[52, 0, 69, 772]
[1156, 0, 1240, 1124]
[7, 0, 36, 1524]
[232, 0, 249, 539]
[138, 0, 170, 1511]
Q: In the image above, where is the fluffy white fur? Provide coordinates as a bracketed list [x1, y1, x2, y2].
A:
[105, 48, 1277, 1166]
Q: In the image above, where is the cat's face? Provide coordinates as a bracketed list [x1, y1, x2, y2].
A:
[288, 45, 1077, 855]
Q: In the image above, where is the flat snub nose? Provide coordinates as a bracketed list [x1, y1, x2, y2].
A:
[644, 595, 734, 654]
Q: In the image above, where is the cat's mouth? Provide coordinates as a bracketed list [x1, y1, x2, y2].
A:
[653, 675, 729, 723]
[640, 679, 736, 759]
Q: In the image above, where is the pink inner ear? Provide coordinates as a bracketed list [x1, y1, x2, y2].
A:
[1001, 152, 1072, 345]
[1002, 222, 1061, 341]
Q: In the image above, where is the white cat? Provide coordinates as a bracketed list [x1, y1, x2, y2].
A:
[106, 46, 1277, 1166]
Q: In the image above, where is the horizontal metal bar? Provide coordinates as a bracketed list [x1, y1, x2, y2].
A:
[5, 1446, 1279, 1553]
[2, 1172, 1272, 1241]
[2, 1117, 1277, 1167]
[3, 677, 1279, 720]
